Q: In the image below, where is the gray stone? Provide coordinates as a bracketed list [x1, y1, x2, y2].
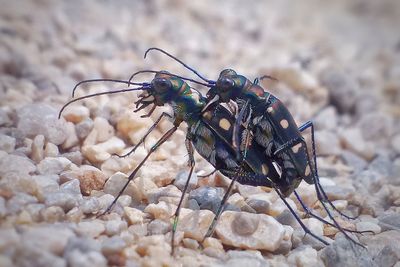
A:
[341, 150, 367, 174]
[32, 174, 60, 194]
[21, 225, 76, 255]
[0, 134, 16, 153]
[378, 213, 400, 231]
[81, 197, 100, 214]
[7, 193, 38, 214]
[315, 130, 341, 155]
[45, 192, 80, 212]
[64, 236, 101, 253]
[66, 250, 107, 267]
[101, 236, 126, 255]
[75, 118, 94, 140]
[174, 170, 198, 191]
[0, 227, 20, 254]
[105, 219, 128, 236]
[314, 106, 338, 131]
[62, 151, 83, 166]
[320, 235, 376, 267]
[189, 186, 223, 213]
[37, 157, 72, 175]
[225, 250, 269, 267]
[17, 103, 67, 145]
[0, 197, 6, 218]
[319, 68, 359, 114]
[0, 154, 36, 177]
[360, 231, 400, 264]
[148, 219, 171, 235]
[15, 244, 67, 267]
[358, 112, 393, 142]
[60, 179, 82, 195]
[246, 197, 270, 214]
[0, 109, 11, 126]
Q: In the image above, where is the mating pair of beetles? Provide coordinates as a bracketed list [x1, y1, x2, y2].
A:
[60, 47, 370, 254]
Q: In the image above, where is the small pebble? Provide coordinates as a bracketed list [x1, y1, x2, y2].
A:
[215, 211, 285, 251]
[0, 134, 16, 153]
[174, 170, 198, 191]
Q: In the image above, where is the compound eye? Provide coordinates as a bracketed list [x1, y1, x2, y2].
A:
[153, 78, 171, 92]
[218, 77, 234, 92]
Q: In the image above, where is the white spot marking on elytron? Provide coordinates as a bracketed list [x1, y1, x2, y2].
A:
[292, 143, 302, 153]
[203, 111, 212, 120]
[261, 164, 269, 175]
[219, 118, 231, 131]
[280, 119, 289, 129]
[304, 165, 311, 176]
[267, 107, 273, 113]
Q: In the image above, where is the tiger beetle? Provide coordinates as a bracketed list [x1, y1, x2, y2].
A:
[142, 47, 373, 248]
[59, 71, 280, 253]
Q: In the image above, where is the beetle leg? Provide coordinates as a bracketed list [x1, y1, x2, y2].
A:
[99, 126, 178, 217]
[301, 142, 366, 248]
[202, 168, 241, 240]
[299, 121, 359, 220]
[112, 112, 173, 158]
[171, 137, 196, 255]
[293, 191, 374, 235]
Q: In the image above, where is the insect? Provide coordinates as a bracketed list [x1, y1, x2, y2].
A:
[59, 69, 368, 255]
[141, 48, 371, 247]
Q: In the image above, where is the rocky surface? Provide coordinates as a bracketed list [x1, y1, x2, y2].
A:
[1, 0, 399, 266]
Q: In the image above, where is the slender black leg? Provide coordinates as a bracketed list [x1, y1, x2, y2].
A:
[299, 121, 358, 220]
[171, 137, 196, 255]
[301, 143, 366, 248]
[113, 112, 172, 158]
[202, 169, 240, 240]
[274, 184, 329, 245]
[293, 191, 374, 235]
[99, 126, 178, 216]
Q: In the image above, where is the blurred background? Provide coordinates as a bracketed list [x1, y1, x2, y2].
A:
[1, 0, 400, 266]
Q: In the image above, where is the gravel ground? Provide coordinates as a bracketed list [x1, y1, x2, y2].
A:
[1, 1, 400, 267]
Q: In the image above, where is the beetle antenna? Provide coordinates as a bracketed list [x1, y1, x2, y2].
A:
[59, 86, 148, 119]
[144, 47, 216, 85]
[128, 70, 212, 87]
[72, 78, 146, 98]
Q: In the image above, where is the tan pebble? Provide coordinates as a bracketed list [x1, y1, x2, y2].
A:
[268, 197, 297, 217]
[83, 128, 98, 146]
[287, 246, 321, 267]
[16, 210, 33, 224]
[202, 237, 224, 250]
[31, 135, 45, 163]
[93, 117, 115, 143]
[144, 201, 177, 221]
[100, 156, 132, 178]
[103, 172, 140, 200]
[182, 238, 199, 250]
[215, 211, 285, 251]
[65, 207, 84, 223]
[44, 142, 59, 157]
[62, 105, 90, 123]
[73, 165, 107, 196]
[227, 193, 245, 207]
[62, 122, 80, 149]
[124, 207, 145, 225]
[117, 112, 152, 138]
[177, 210, 215, 241]
[331, 199, 348, 211]
[303, 218, 324, 236]
[40, 206, 66, 223]
[290, 182, 318, 208]
[146, 185, 182, 205]
[133, 176, 158, 201]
